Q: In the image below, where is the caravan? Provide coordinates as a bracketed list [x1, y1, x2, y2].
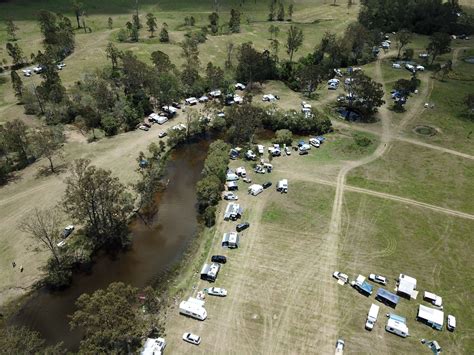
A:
[385, 314, 409, 338]
[179, 297, 207, 320]
[248, 184, 264, 196]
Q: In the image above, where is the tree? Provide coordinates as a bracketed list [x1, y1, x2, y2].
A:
[268, 24, 280, 39]
[19, 208, 63, 266]
[38, 11, 75, 59]
[209, 12, 219, 35]
[6, 19, 19, 41]
[274, 129, 293, 145]
[298, 64, 323, 98]
[236, 42, 277, 87]
[402, 48, 414, 61]
[206, 62, 225, 90]
[288, 4, 294, 21]
[225, 42, 234, 69]
[72, 0, 84, 29]
[229, 9, 241, 33]
[268, 0, 277, 21]
[277, 1, 285, 21]
[151, 50, 173, 73]
[108, 17, 113, 29]
[427, 32, 452, 64]
[346, 72, 385, 117]
[130, 23, 140, 42]
[31, 125, 65, 173]
[6, 42, 25, 68]
[181, 37, 200, 68]
[225, 103, 266, 144]
[465, 94, 474, 120]
[62, 159, 133, 249]
[270, 38, 280, 58]
[286, 25, 303, 62]
[10, 71, 23, 100]
[106, 42, 121, 69]
[0, 326, 62, 354]
[159, 24, 169, 42]
[0, 119, 31, 166]
[70, 282, 146, 353]
[34, 50, 66, 103]
[146, 13, 158, 37]
[189, 16, 196, 26]
[395, 29, 412, 59]
[133, 13, 141, 30]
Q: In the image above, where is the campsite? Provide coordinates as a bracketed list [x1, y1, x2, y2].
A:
[0, 0, 473, 353]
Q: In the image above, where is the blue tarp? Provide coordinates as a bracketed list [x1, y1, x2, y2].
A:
[377, 288, 400, 306]
[359, 281, 373, 295]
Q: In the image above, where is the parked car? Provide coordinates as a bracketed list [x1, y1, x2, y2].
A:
[447, 315, 456, 331]
[139, 125, 149, 131]
[171, 102, 181, 109]
[335, 339, 345, 353]
[199, 95, 209, 103]
[207, 287, 227, 297]
[211, 255, 227, 264]
[262, 181, 272, 189]
[309, 138, 320, 148]
[182, 332, 201, 345]
[299, 150, 308, 155]
[369, 274, 387, 285]
[143, 122, 152, 128]
[333, 271, 349, 284]
[22, 69, 32, 77]
[235, 83, 246, 90]
[243, 177, 252, 183]
[416, 65, 425, 71]
[254, 165, 266, 174]
[223, 192, 238, 201]
[285, 146, 291, 155]
[158, 131, 167, 138]
[57, 63, 66, 70]
[61, 225, 75, 238]
[392, 63, 401, 69]
[236, 222, 250, 232]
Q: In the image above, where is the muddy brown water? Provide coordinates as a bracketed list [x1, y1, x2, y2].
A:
[10, 141, 209, 351]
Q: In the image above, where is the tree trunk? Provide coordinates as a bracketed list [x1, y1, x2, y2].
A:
[76, 14, 81, 29]
[48, 157, 55, 173]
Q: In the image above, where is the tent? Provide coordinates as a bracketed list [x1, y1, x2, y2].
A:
[376, 288, 400, 308]
[417, 305, 444, 330]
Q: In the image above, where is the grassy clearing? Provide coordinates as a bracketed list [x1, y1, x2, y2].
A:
[164, 177, 336, 353]
[338, 191, 474, 353]
[347, 141, 474, 214]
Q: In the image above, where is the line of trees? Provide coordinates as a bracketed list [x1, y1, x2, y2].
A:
[196, 140, 230, 227]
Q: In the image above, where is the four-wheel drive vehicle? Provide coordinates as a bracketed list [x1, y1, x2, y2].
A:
[236, 222, 250, 232]
[333, 271, 349, 284]
[223, 192, 238, 201]
[262, 181, 272, 189]
[369, 274, 387, 285]
[61, 225, 75, 238]
[207, 287, 227, 297]
[182, 332, 201, 345]
[158, 131, 167, 138]
[211, 255, 227, 264]
[285, 146, 291, 155]
[335, 339, 345, 354]
[299, 150, 308, 155]
[447, 315, 456, 331]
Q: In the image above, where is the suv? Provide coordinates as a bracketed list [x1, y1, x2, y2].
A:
[263, 182, 272, 189]
[236, 222, 250, 232]
[369, 274, 387, 285]
[211, 255, 227, 264]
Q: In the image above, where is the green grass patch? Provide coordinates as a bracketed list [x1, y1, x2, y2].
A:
[347, 141, 474, 214]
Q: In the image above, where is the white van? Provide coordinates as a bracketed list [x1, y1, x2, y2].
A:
[257, 145, 264, 154]
[365, 304, 380, 330]
[277, 179, 288, 193]
[447, 315, 456, 331]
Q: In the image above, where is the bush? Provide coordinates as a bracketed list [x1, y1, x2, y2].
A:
[44, 257, 73, 289]
[263, 109, 332, 135]
[101, 115, 119, 136]
[117, 29, 127, 42]
[353, 133, 372, 147]
[273, 129, 293, 145]
[203, 206, 216, 227]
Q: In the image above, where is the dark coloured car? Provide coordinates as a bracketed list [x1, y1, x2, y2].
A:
[262, 182, 272, 189]
[143, 122, 152, 128]
[299, 150, 308, 155]
[236, 222, 250, 232]
[172, 102, 181, 109]
[211, 255, 227, 264]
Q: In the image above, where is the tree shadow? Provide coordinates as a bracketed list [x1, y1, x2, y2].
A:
[35, 162, 68, 179]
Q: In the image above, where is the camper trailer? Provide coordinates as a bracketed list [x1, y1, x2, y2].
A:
[277, 179, 288, 193]
[222, 232, 240, 248]
[424, 291, 443, 307]
[385, 314, 409, 338]
[365, 304, 380, 330]
[179, 297, 207, 320]
[248, 184, 264, 196]
[224, 203, 242, 221]
[200, 263, 221, 282]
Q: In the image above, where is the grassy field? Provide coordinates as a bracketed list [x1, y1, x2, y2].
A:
[347, 141, 474, 214]
[338, 192, 474, 353]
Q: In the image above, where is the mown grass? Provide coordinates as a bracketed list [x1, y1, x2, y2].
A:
[338, 191, 474, 353]
[347, 141, 474, 214]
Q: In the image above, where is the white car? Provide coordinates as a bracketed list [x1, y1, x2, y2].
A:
[299, 143, 311, 151]
[62, 225, 75, 238]
[235, 83, 246, 90]
[22, 69, 32, 77]
[139, 125, 149, 131]
[333, 271, 349, 284]
[33, 66, 43, 73]
[245, 150, 257, 160]
[335, 339, 345, 353]
[158, 131, 167, 138]
[57, 63, 66, 70]
[405, 63, 415, 72]
[309, 138, 320, 148]
[369, 274, 387, 285]
[416, 65, 425, 71]
[182, 332, 201, 345]
[392, 63, 401, 69]
[285, 146, 291, 155]
[207, 287, 227, 297]
[254, 165, 266, 174]
[262, 94, 277, 102]
[223, 192, 238, 201]
[199, 95, 209, 103]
